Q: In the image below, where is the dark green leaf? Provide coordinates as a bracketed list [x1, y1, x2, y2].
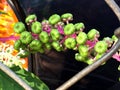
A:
[0, 66, 49, 90]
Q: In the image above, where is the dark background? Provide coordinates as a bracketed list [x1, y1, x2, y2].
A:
[12, 0, 120, 90]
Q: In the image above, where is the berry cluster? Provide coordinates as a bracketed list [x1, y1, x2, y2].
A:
[13, 13, 119, 64]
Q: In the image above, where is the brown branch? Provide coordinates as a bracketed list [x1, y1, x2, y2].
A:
[0, 62, 33, 90]
[105, 0, 120, 21]
[56, 28, 120, 90]
[56, 1, 120, 89]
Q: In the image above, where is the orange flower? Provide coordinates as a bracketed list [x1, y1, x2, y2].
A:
[0, 0, 18, 37]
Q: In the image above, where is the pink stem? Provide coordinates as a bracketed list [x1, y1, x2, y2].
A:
[31, 33, 39, 39]
[57, 25, 64, 35]
[43, 27, 51, 34]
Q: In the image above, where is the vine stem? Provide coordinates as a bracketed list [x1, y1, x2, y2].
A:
[56, 0, 120, 90]
[105, 0, 120, 21]
[0, 62, 33, 90]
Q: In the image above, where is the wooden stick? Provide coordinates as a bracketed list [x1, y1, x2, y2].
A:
[105, 0, 120, 21]
[56, 1, 120, 89]
[0, 62, 33, 90]
[56, 28, 120, 90]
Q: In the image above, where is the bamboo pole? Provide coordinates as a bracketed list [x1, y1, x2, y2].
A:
[0, 62, 33, 90]
[56, 0, 120, 90]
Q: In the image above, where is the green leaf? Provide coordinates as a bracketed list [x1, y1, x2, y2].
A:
[0, 69, 23, 90]
[0, 66, 49, 90]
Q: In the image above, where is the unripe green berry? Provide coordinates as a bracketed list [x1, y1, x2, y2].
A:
[44, 42, 52, 50]
[50, 29, 60, 41]
[94, 41, 108, 54]
[39, 31, 49, 43]
[75, 53, 86, 61]
[78, 45, 89, 57]
[20, 31, 33, 44]
[29, 40, 42, 50]
[14, 22, 26, 34]
[95, 53, 104, 60]
[38, 48, 45, 53]
[25, 14, 37, 23]
[64, 38, 76, 49]
[61, 13, 73, 20]
[64, 23, 75, 35]
[86, 59, 94, 65]
[75, 22, 85, 31]
[112, 35, 118, 42]
[76, 32, 87, 44]
[52, 41, 63, 52]
[31, 21, 42, 34]
[87, 29, 100, 40]
[48, 14, 61, 25]
[14, 40, 22, 50]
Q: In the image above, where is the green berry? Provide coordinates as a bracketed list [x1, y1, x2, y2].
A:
[75, 22, 85, 31]
[25, 14, 37, 23]
[20, 31, 33, 44]
[50, 29, 60, 41]
[86, 59, 94, 65]
[94, 41, 108, 54]
[64, 38, 76, 49]
[38, 48, 45, 54]
[29, 40, 42, 50]
[48, 14, 61, 25]
[112, 35, 118, 42]
[61, 13, 73, 20]
[14, 22, 26, 34]
[75, 53, 86, 61]
[39, 31, 49, 43]
[31, 21, 42, 34]
[52, 41, 63, 52]
[14, 40, 22, 50]
[103, 37, 113, 47]
[64, 23, 75, 35]
[44, 42, 52, 50]
[95, 53, 104, 60]
[87, 29, 100, 40]
[76, 32, 87, 44]
[103, 37, 113, 43]
[14, 40, 27, 50]
[78, 45, 89, 57]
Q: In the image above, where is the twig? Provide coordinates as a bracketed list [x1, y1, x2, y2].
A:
[105, 0, 120, 21]
[0, 62, 33, 90]
[56, 0, 120, 89]
[56, 28, 120, 90]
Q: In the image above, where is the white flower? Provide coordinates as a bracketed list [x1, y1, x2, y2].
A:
[0, 43, 26, 68]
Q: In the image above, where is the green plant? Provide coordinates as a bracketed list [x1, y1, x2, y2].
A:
[0, 66, 49, 90]
[12, 13, 120, 64]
